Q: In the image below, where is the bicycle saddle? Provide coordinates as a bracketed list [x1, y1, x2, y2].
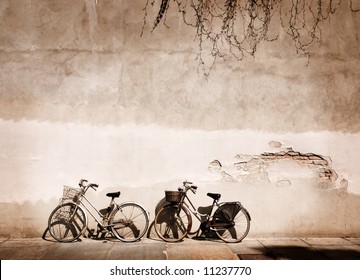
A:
[106, 191, 120, 198]
[207, 193, 221, 200]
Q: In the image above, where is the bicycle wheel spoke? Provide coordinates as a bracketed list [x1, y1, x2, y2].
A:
[163, 224, 172, 237]
[110, 203, 149, 242]
[154, 204, 191, 242]
[214, 207, 250, 243]
[176, 214, 189, 233]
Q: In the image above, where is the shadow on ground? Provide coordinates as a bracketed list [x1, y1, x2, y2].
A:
[239, 245, 360, 260]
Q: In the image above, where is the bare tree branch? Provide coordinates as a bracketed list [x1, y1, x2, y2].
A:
[142, 0, 359, 75]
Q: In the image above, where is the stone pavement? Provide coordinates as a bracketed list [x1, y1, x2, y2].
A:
[1, 236, 360, 260]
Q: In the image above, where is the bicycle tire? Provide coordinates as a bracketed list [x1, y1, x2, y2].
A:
[214, 207, 250, 243]
[110, 202, 149, 242]
[48, 202, 87, 242]
[154, 204, 191, 242]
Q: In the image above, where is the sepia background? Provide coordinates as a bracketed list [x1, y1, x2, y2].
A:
[0, 0, 360, 238]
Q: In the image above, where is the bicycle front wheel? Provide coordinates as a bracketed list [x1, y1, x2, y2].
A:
[110, 203, 149, 242]
[48, 202, 87, 242]
[154, 204, 191, 242]
[215, 207, 250, 243]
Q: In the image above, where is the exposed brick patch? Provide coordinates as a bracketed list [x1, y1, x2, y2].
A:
[209, 147, 341, 189]
[261, 148, 328, 166]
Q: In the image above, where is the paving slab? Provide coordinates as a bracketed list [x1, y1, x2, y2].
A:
[166, 240, 238, 260]
[227, 239, 267, 254]
[345, 238, 360, 246]
[1, 237, 360, 260]
[108, 240, 167, 260]
[301, 237, 355, 246]
[300, 238, 360, 260]
[267, 246, 328, 260]
[256, 238, 329, 260]
[310, 245, 360, 260]
[0, 238, 57, 260]
[237, 254, 274, 260]
[299, 239, 360, 259]
[41, 238, 114, 260]
[227, 239, 272, 259]
[259, 238, 309, 247]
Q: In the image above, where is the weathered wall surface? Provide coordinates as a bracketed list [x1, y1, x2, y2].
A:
[1, 0, 360, 238]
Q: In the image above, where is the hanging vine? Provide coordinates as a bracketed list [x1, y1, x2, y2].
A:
[142, 0, 359, 76]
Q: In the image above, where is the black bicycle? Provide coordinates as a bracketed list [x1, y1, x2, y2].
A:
[154, 181, 251, 243]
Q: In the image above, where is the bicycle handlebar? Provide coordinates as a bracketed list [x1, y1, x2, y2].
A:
[79, 179, 99, 191]
[79, 179, 88, 186]
[180, 181, 198, 194]
[89, 183, 99, 190]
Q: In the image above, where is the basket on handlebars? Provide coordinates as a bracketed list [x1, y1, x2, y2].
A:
[165, 191, 182, 203]
[60, 186, 81, 203]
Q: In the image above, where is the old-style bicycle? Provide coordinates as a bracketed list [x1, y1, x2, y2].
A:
[154, 181, 251, 243]
[47, 179, 149, 242]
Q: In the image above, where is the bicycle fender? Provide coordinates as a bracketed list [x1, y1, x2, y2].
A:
[217, 201, 251, 221]
[242, 207, 251, 221]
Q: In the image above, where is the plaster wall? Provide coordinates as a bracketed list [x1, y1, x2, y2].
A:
[0, 0, 360, 238]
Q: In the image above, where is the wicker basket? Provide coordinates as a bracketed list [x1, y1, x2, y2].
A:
[60, 186, 81, 203]
[165, 191, 182, 203]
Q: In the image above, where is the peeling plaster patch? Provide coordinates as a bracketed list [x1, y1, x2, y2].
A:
[268, 140, 282, 148]
[339, 178, 348, 190]
[276, 180, 291, 188]
[209, 147, 341, 190]
[208, 159, 222, 172]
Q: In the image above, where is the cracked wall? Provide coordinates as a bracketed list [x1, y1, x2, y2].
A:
[1, 0, 360, 238]
[1, 0, 360, 132]
[210, 146, 341, 189]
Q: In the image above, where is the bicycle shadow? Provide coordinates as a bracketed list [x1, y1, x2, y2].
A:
[42, 226, 86, 243]
[42, 225, 145, 243]
[146, 219, 224, 243]
[41, 225, 111, 243]
[146, 220, 164, 241]
[41, 227, 57, 242]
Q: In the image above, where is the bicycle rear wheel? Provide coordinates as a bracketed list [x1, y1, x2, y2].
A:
[48, 202, 87, 242]
[154, 204, 191, 242]
[110, 202, 149, 242]
[214, 207, 250, 243]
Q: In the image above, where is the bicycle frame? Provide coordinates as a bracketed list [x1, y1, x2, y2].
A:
[180, 192, 213, 223]
[62, 181, 120, 235]
[72, 193, 150, 231]
[49, 179, 151, 243]
[73, 194, 112, 229]
[178, 185, 247, 233]
[176, 188, 224, 235]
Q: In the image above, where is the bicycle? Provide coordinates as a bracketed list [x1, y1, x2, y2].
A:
[154, 181, 251, 243]
[47, 179, 150, 243]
